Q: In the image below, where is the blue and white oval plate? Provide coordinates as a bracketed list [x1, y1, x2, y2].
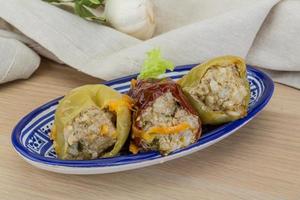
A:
[11, 64, 274, 174]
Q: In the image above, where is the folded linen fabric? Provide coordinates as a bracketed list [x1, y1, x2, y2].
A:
[0, 0, 299, 88]
[0, 37, 40, 84]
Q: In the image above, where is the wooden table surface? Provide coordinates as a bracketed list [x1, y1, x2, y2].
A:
[1, 60, 300, 200]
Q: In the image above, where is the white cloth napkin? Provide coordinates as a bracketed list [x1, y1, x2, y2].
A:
[0, 36, 40, 84]
[0, 0, 299, 88]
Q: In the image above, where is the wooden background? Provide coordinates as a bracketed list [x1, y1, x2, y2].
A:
[0, 60, 300, 200]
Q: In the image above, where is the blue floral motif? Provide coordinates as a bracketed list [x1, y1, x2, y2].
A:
[45, 147, 57, 158]
[40, 122, 53, 136]
[27, 132, 47, 154]
[247, 73, 262, 107]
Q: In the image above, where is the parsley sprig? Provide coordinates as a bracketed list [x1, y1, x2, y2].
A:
[138, 49, 174, 79]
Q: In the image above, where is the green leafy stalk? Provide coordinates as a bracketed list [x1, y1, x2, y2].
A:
[43, 0, 106, 23]
[138, 48, 174, 80]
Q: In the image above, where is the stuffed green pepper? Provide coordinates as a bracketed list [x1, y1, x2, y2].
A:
[178, 56, 250, 125]
[51, 85, 132, 160]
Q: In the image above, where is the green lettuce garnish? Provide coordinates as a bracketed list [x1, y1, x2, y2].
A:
[138, 48, 174, 79]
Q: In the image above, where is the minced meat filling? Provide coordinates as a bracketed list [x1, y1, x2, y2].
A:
[189, 65, 248, 117]
[137, 92, 199, 154]
[63, 106, 117, 160]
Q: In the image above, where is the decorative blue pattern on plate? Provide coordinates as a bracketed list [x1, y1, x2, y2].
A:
[11, 64, 274, 174]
